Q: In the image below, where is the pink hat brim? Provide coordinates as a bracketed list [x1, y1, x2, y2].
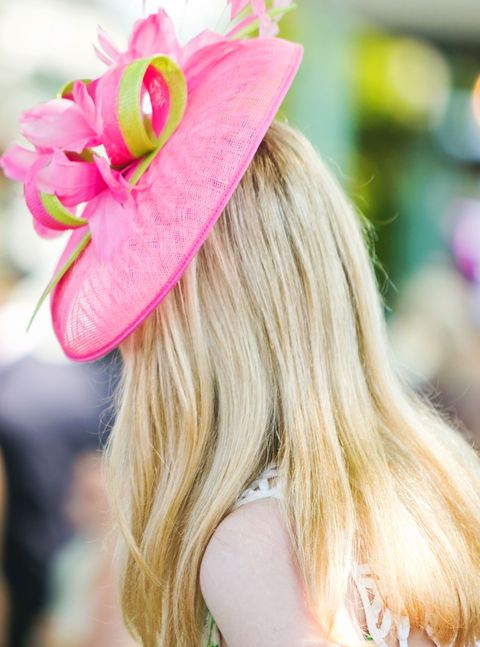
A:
[50, 37, 303, 362]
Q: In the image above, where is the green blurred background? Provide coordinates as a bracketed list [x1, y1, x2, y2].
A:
[282, 0, 480, 298]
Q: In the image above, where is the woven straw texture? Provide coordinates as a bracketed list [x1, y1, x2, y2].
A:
[51, 37, 302, 361]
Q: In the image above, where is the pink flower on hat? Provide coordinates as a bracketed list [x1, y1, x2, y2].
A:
[0, 78, 109, 246]
[17, 80, 100, 158]
[19, 150, 105, 236]
[1, 7, 194, 266]
[1, 80, 101, 187]
[0, 2, 302, 353]
[7, 5, 225, 265]
[82, 156, 137, 261]
[34, 150, 105, 208]
[1, 147, 105, 240]
[0, 2, 295, 262]
[0, 59, 164, 260]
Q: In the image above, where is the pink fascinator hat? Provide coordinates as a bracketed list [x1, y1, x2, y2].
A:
[0, 0, 303, 362]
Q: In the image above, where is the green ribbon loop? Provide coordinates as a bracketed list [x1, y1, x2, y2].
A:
[40, 193, 88, 228]
[118, 55, 188, 161]
[57, 78, 92, 99]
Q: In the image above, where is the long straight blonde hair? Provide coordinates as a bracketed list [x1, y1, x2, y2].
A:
[107, 121, 480, 647]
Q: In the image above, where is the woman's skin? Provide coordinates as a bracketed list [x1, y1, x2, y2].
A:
[200, 499, 436, 647]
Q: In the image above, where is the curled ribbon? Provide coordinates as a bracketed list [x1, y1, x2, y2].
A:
[0, 2, 300, 333]
[98, 54, 187, 168]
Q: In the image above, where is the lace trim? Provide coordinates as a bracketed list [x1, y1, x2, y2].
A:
[233, 464, 283, 509]
[205, 466, 477, 647]
[352, 563, 410, 647]
[234, 465, 411, 646]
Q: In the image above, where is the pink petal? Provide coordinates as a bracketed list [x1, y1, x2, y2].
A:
[84, 190, 135, 261]
[92, 156, 131, 202]
[33, 218, 65, 239]
[24, 159, 73, 234]
[20, 99, 99, 153]
[262, 0, 293, 36]
[35, 150, 106, 206]
[0, 144, 41, 182]
[128, 9, 181, 62]
[94, 44, 116, 67]
[95, 25, 121, 66]
[73, 81, 100, 133]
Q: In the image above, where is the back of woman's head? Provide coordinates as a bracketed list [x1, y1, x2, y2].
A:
[111, 121, 480, 647]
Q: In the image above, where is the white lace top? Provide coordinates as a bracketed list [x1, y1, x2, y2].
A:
[202, 465, 475, 647]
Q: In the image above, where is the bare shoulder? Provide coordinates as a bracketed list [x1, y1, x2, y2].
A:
[200, 500, 438, 647]
[200, 497, 294, 593]
[200, 498, 331, 647]
[201, 497, 291, 574]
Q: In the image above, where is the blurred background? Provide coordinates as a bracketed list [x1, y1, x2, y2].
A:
[1, 0, 480, 645]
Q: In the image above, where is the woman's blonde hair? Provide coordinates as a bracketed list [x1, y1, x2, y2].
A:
[107, 121, 480, 647]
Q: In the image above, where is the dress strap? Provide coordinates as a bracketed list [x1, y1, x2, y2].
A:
[233, 464, 283, 509]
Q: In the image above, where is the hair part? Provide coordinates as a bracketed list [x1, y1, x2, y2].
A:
[107, 121, 480, 647]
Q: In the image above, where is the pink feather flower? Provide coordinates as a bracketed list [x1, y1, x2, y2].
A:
[1, 3, 297, 269]
[20, 97, 100, 154]
[83, 157, 136, 261]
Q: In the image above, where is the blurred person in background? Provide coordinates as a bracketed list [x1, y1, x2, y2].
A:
[35, 451, 137, 647]
[389, 259, 480, 447]
[0, 350, 121, 647]
[0, 254, 124, 645]
[389, 199, 480, 449]
[0, 163, 125, 645]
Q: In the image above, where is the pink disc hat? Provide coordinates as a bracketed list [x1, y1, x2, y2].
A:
[0, 1, 303, 362]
